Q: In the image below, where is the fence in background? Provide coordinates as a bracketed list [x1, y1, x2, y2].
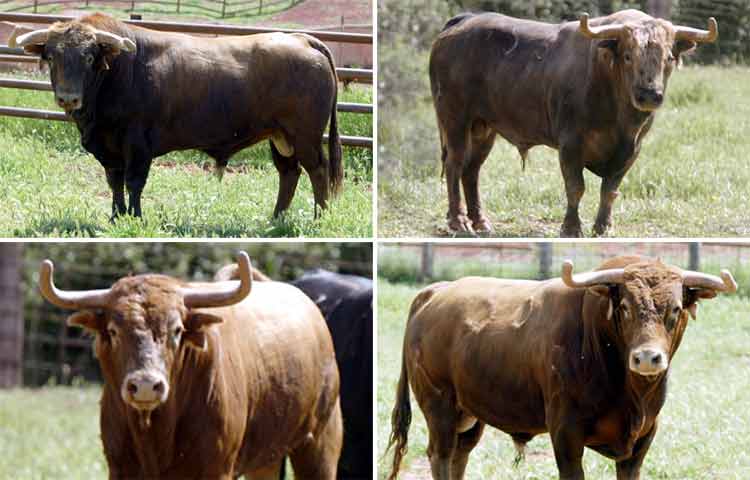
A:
[0, 12, 373, 148]
[380, 243, 750, 294]
[2, 243, 372, 387]
[0, 0, 301, 18]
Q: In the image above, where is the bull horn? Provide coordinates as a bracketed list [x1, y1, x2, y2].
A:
[93, 29, 137, 53]
[12, 28, 50, 48]
[561, 259, 625, 288]
[674, 17, 718, 43]
[682, 269, 737, 293]
[39, 260, 112, 310]
[181, 251, 252, 308]
[578, 13, 628, 40]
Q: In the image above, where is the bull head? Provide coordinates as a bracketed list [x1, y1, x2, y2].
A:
[562, 259, 736, 378]
[39, 251, 252, 428]
[12, 20, 136, 112]
[579, 13, 717, 112]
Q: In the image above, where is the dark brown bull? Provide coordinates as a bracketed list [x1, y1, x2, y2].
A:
[12, 13, 341, 220]
[39, 252, 342, 479]
[387, 256, 736, 479]
[429, 10, 717, 236]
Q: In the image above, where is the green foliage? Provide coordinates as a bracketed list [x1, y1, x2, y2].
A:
[377, 281, 750, 478]
[0, 74, 373, 238]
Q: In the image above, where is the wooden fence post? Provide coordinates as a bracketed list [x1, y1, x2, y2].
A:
[33, 0, 38, 13]
[0, 244, 23, 388]
[259, 0, 263, 15]
[221, 0, 227, 18]
[131, 0, 136, 12]
[420, 244, 434, 282]
[538, 243, 552, 280]
[176, 0, 180, 14]
[689, 243, 701, 271]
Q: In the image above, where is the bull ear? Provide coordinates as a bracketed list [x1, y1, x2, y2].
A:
[183, 312, 223, 351]
[587, 285, 610, 297]
[673, 40, 697, 67]
[683, 288, 716, 320]
[67, 310, 104, 332]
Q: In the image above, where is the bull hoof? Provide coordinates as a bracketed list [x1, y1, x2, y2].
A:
[560, 223, 583, 238]
[447, 214, 474, 234]
[471, 216, 493, 234]
[593, 221, 612, 237]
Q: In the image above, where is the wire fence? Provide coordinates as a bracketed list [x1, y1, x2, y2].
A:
[0, 0, 301, 18]
[2, 242, 371, 387]
[379, 242, 750, 297]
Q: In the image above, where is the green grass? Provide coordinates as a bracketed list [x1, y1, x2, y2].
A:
[377, 281, 750, 479]
[0, 74, 372, 238]
[378, 64, 750, 238]
[0, 386, 105, 479]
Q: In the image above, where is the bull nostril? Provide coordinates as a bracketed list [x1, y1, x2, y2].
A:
[127, 382, 138, 395]
[651, 353, 662, 365]
[633, 356, 641, 365]
[152, 381, 165, 394]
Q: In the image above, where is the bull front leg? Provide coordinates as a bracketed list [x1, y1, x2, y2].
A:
[615, 421, 658, 480]
[123, 132, 153, 218]
[558, 145, 586, 238]
[104, 167, 127, 222]
[550, 423, 586, 480]
[593, 173, 625, 236]
[444, 141, 472, 233]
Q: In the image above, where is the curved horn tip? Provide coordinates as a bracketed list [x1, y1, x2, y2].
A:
[122, 38, 136, 53]
[720, 269, 737, 292]
[561, 259, 574, 285]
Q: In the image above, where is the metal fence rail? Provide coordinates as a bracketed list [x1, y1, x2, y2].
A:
[0, 12, 373, 148]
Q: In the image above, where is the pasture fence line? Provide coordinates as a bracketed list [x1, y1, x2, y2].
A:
[379, 243, 750, 294]
[1, 0, 303, 19]
[0, 12, 373, 148]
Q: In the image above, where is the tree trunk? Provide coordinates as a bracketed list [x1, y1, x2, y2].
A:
[0, 243, 23, 388]
[647, 0, 671, 19]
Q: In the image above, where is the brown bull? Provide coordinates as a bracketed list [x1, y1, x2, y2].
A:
[12, 13, 341, 220]
[39, 252, 342, 479]
[387, 256, 737, 479]
[429, 10, 717, 236]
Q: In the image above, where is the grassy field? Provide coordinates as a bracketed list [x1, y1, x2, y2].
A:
[378, 65, 750, 238]
[0, 73, 372, 238]
[377, 281, 750, 479]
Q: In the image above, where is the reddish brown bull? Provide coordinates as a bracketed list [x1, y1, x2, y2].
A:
[387, 256, 736, 479]
[429, 10, 717, 236]
[39, 252, 342, 479]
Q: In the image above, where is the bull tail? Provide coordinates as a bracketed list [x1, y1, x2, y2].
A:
[307, 36, 343, 196]
[386, 346, 412, 480]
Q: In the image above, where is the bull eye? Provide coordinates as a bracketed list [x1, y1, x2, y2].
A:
[623, 52, 632, 64]
[172, 325, 184, 342]
[85, 54, 94, 66]
[107, 327, 117, 340]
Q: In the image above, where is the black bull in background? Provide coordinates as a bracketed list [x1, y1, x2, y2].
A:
[214, 266, 373, 479]
[11, 13, 341, 220]
[429, 10, 717, 237]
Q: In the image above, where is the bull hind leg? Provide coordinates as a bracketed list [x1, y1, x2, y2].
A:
[288, 401, 342, 480]
[450, 420, 485, 480]
[297, 142, 331, 218]
[558, 143, 586, 238]
[104, 167, 127, 222]
[461, 123, 495, 234]
[442, 127, 472, 233]
[270, 140, 302, 218]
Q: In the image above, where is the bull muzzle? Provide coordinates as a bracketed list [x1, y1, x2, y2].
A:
[55, 91, 83, 111]
[122, 370, 168, 410]
[634, 87, 664, 111]
[629, 345, 668, 376]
